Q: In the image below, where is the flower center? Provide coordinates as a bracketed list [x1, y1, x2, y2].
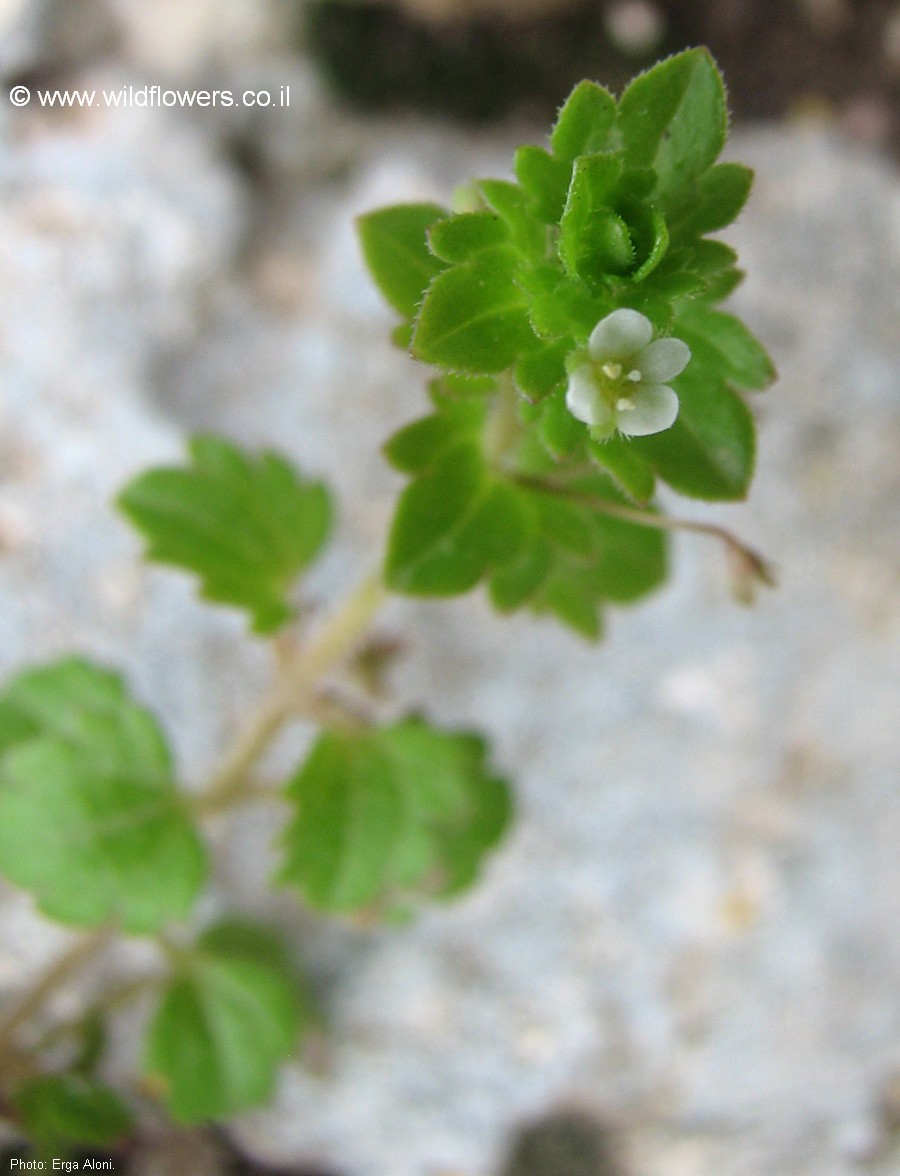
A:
[595, 360, 643, 408]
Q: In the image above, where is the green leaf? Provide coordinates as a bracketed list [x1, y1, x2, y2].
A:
[587, 510, 669, 602]
[13, 1075, 133, 1150]
[674, 162, 754, 237]
[383, 387, 489, 475]
[537, 387, 586, 459]
[676, 305, 776, 390]
[118, 436, 333, 635]
[689, 239, 739, 278]
[701, 265, 744, 302]
[520, 266, 609, 339]
[430, 372, 499, 400]
[633, 368, 757, 500]
[618, 49, 728, 212]
[488, 537, 552, 612]
[0, 657, 163, 760]
[279, 718, 511, 912]
[0, 699, 39, 757]
[0, 658, 205, 933]
[539, 476, 667, 599]
[535, 567, 605, 639]
[551, 80, 617, 163]
[478, 180, 546, 258]
[514, 337, 571, 402]
[646, 239, 738, 299]
[385, 443, 529, 595]
[280, 730, 399, 911]
[392, 320, 414, 348]
[428, 212, 510, 263]
[356, 202, 449, 319]
[587, 435, 656, 502]
[627, 204, 669, 282]
[514, 145, 571, 224]
[644, 267, 705, 300]
[531, 492, 594, 557]
[412, 256, 537, 374]
[197, 919, 297, 976]
[558, 154, 631, 281]
[613, 167, 658, 203]
[484, 476, 668, 631]
[383, 414, 462, 474]
[144, 921, 303, 1124]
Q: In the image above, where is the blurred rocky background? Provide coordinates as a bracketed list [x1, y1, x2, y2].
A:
[305, 0, 900, 151]
[0, 2, 899, 1175]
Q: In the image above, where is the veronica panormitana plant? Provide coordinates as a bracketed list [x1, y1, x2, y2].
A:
[0, 49, 776, 1155]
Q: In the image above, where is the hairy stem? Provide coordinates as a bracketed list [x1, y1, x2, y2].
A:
[197, 570, 387, 813]
[484, 373, 524, 471]
[516, 474, 776, 591]
[31, 976, 159, 1058]
[0, 927, 113, 1056]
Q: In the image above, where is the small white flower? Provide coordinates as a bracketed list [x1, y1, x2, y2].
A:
[565, 308, 691, 439]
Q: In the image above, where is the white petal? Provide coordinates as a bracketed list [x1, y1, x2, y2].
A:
[588, 308, 653, 362]
[616, 384, 679, 437]
[635, 336, 691, 383]
[564, 366, 598, 424]
[565, 366, 612, 430]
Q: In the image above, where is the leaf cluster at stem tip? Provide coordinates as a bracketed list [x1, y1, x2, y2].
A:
[358, 48, 776, 635]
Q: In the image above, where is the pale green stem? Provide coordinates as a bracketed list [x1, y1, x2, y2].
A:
[0, 927, 114, 1056]
[197, 570, 387, 813]
[515, 474, 776, 586]
[31, 975, 158, 1056]
[483, 373, 523, 470]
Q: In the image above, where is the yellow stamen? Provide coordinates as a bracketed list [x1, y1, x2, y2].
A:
[601, 362, 622, 380]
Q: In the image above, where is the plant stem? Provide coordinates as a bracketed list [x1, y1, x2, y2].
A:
[0, 928, 113, 1056]
[31, 976, 158, 1058]
[192, 691, 290, 816]
[484, 373, 523, 471]
[515, 474, 776, 590]
[198, 570, 387, 813]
